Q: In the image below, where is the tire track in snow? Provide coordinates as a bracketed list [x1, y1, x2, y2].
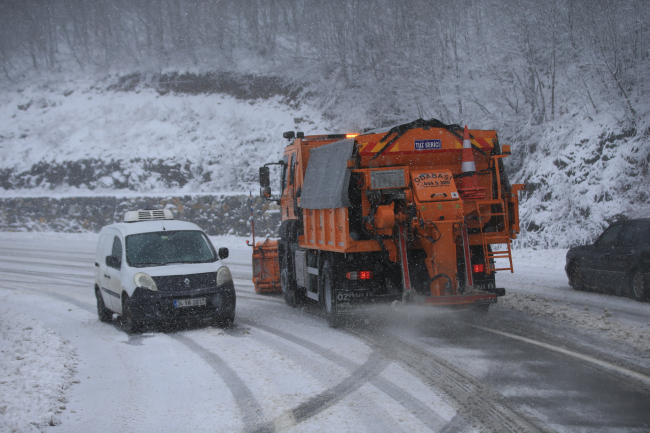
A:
[239, 318, 450, 432]
[168, 334, 273, 433]
[0, 282, 96, 314]
[0, 246, 95, 257]
[0, 268, 91, 285]
[244, 327, 406, 432]
[236, 293, 284, 305]
[269, 351, 389, 430]
[349, 326, 544, 433]
[0, 277, 89, 288]
[0, 254, 94, 268]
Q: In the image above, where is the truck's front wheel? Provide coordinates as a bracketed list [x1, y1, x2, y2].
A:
[282, 268, 300, 308]
[321, 260, 340, 328]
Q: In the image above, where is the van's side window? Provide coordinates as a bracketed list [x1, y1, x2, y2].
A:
[112, 236, 123, 263]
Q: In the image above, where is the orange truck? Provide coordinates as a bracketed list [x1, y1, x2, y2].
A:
[252, 118, 524, 326]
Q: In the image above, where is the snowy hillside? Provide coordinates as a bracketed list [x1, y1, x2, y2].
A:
[515, 114, 650, 248]
[0, 75, 332, 195]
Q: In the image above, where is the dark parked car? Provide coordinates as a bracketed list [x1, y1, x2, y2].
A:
[566, 219, 650, 301]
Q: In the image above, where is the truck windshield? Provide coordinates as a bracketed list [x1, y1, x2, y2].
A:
[125, 231, 217, 267]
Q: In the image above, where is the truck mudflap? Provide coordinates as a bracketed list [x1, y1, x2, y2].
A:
[252, 239, 282, 294]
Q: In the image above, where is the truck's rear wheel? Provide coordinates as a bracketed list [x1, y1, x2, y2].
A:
[321, 260, 340, 328]
[282, 269, 298, 308]
[282, 266, 305, 308]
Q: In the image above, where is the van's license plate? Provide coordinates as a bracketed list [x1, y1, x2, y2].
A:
[174, 298, 206, 308]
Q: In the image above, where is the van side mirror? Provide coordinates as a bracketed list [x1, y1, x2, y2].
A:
[218, 247, 229, 260]
[106, 255, 121, 269]
[259, 166, 270, 187]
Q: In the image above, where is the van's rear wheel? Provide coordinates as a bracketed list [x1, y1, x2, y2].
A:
[321, 260, 340, 328]
[95, 287, 113, 323]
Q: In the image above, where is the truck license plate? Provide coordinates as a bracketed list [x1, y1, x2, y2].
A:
[174, 298, 206, 308]
[336, 291, 371, 302]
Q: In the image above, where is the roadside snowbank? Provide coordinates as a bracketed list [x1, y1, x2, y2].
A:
[497, 292, 650, 355]
[496, 248, 650, 356]
[0, 305, 77, 433]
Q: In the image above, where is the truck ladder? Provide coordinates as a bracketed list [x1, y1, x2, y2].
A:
[483, 233, 514, 273]
[473, 199, 514, 274]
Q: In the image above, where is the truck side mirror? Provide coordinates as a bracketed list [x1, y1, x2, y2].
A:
[259, 166, 270, 187]
[261, 186, 272, 198]
[218, 247, 229, 260]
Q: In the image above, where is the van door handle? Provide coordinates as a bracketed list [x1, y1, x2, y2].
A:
[104, 274, 111, 279]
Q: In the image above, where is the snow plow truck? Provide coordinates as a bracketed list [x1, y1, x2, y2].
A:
[252, 118, 524, 326]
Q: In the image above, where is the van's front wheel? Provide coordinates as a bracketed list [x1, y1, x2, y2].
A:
[120, 296, 143, 334]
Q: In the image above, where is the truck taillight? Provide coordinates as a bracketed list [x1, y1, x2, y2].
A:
[473, 264, 485, 273]
[346, 271, 373, 280]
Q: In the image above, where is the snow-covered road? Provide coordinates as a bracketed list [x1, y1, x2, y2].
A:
[1, 233, 650, 432]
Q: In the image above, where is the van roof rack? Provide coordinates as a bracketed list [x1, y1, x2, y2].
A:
[124, 209, 173, 223]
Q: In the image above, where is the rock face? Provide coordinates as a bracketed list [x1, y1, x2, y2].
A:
[0, 195, 281, 237]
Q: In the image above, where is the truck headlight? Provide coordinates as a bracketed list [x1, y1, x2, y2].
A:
[134, 273, 158, 291]
[216, 267, 232, 286]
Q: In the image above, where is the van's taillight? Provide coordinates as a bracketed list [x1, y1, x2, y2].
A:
[473, 264, 485, 273]
[346, 271, 373, 280]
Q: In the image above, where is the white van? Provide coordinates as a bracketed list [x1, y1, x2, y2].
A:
[94, 210, 235, 333]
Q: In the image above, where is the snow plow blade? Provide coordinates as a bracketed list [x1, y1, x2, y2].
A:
[252, 239, 282, 294]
